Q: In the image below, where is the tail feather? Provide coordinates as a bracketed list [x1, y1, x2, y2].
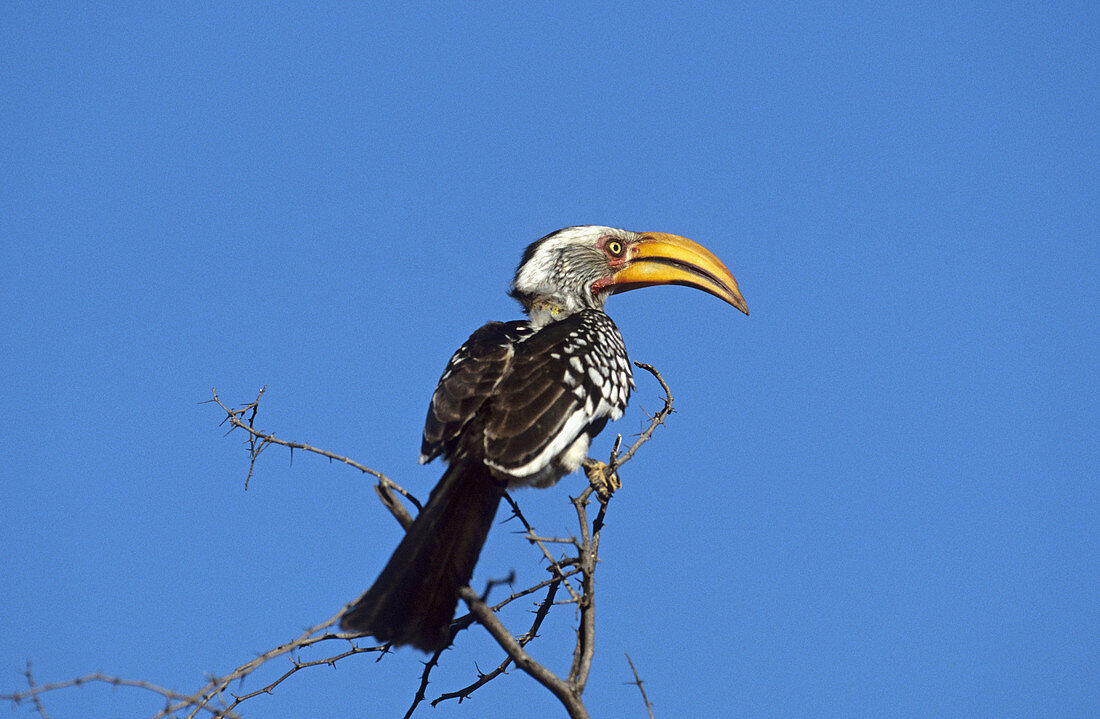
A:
[341, 461, 504, 651]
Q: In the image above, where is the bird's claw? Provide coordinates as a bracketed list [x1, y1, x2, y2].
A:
[583, 458, 620, 501]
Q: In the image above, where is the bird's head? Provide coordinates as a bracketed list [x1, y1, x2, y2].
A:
[510, 226, 748, 324]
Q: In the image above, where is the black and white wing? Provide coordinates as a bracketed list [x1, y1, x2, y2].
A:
[481, 310, 633, 484]
[419, 320, 534, 465]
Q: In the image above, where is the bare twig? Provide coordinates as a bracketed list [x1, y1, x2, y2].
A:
[205, 388, 421, 513]
[170, 609, 382, 719]
[609, 362, 675, 472]
[403, 647, 446, 719]
[459, 586, 588, 719]
[503, 493, 584, 605]
[204, 389, 418, 518]
[3, 669, 239, 718]
[431, 578, 561, 707]
[404, 565, 584, 715]
[625, 654, 655, 719]
[22, 662, 49, 719]
[568, 486, 600, 690]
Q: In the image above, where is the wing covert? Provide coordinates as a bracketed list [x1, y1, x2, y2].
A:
[419, 320, 534, 464]
[481, 310, 632, 479]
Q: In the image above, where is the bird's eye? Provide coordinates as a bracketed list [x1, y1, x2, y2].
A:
[606, 240, 625, 257]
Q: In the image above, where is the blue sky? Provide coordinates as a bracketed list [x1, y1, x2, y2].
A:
[2, 2, 1096, 717]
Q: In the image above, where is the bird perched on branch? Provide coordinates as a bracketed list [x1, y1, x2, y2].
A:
[341, 225, 748, 651]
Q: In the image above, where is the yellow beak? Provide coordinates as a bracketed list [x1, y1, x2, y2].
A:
[607, 233, 749, 315]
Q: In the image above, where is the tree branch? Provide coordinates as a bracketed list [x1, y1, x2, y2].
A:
[625, 654, 655, 719]
[205, 388, 420, 522]
[430, 578, 561, 708]
[458, 586, 588, 719]
[609, 362, 675, 472]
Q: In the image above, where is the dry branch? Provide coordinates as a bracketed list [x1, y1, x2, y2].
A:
[625, 654, 656, 719]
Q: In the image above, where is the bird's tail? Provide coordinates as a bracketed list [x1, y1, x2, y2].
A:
[340, 460, 504, 652]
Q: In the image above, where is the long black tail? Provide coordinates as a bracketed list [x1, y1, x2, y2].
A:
[340, 460, 504, 652]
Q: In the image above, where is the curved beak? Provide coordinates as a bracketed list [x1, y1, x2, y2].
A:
[604, 233, 749, 315]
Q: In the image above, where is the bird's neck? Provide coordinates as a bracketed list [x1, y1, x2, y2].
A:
[526, 296, 602, 328]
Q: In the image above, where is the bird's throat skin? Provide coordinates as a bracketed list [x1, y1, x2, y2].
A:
[341, 225, 746, 651]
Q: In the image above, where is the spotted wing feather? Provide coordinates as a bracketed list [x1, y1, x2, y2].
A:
[419, 320, 534, 464]
[482, 310, 632, 478]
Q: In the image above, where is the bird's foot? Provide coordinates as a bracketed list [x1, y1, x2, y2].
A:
[583, 458, 620, 501]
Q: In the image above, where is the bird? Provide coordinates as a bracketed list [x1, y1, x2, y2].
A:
[340, 225, 748, 651]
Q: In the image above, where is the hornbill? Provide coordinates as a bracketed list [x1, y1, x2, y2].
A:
[341, 225, 747, 651]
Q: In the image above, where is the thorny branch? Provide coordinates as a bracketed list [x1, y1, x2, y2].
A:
[204, 387, 421, 520]
[625, 654, 656, 719]
[4, 361, 673, 718]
